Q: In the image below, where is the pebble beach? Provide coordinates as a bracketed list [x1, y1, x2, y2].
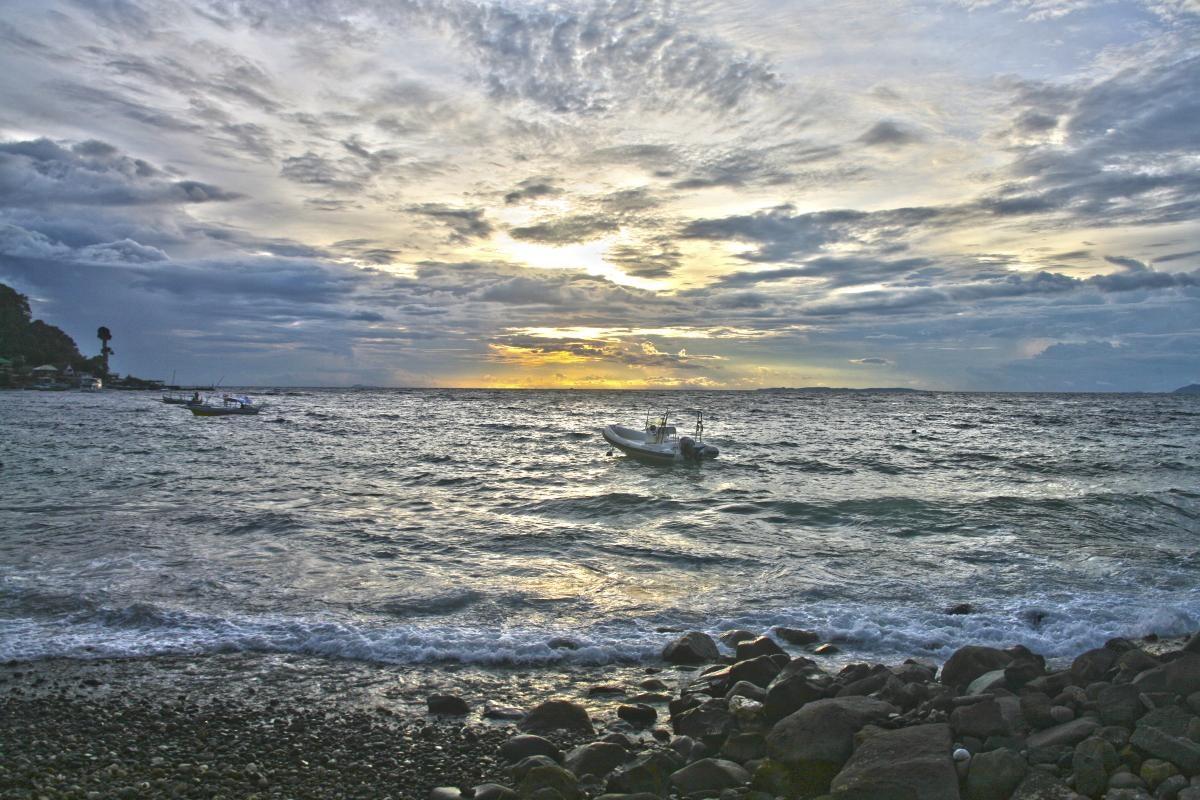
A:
[7, 629, 1200, 800]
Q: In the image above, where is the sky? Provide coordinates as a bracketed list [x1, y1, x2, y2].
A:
[0, 0, 1197, 390]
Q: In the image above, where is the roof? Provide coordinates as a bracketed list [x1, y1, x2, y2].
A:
[32, 364, 59, 372]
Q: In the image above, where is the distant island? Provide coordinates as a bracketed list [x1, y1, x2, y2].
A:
[0, 281, 159, 389]
[1175, 384, 1200, 394]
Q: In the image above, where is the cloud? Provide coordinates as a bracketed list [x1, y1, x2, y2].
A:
[0, 138, 243, 207]
[858, 121, 918, 147]
[503, 178, 561, 204]
[407, 204, 493, 243]
[850, 357, 891, 365]
[509, 214, 618, 244]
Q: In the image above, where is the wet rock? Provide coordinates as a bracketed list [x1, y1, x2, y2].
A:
[1099, 683, 1148, 728]
[814, 643, 840, 655]
[430, 788, 464, 800]
[967, 669, 1009, 696]
[587, 684, 626, 697]
[1111, 771, 1150, 791]
[1130, 707, 1200, 775]
[518, 764, 578, 800]
[427, 694, 471, 715]
[1141, 759, 1181, 790]
[472, 784, 518, 800]
[663, 632, 720, 665]
[721, 732, 766, 763]
[484, 702, 526, 720]
[670, 758, 751, 793]
[1022, 691, 1058, 730]
[1135, 656, 1200, 697]
[719, 630, 757, 648]
[1074, 736, 1119, 799]
[671, 698, 735, 750]
[639, 678, 670, 692]
[1009, 767, 1077, 799]
[942, 646, 1015, 692]
[564, 742, 630, 781]
[966, 747, 1028, 800]
[763, 660, 831, 722]
[765, 696, 898, 795]
[500, 735, 563, 765]
[519, 699, 595, 737]
[952, 697, 1009, 740]
[728, 656, 783, 689]
[775, 628, 820, 646]
[617, 704, 657, 729]
[735, 637, 786, 661]
[509, 755, 562, 783]
[1050, 705, 1075, 724]
[837, 670, 891, 698]
[947, 603, 976, 615]
[1071, 647, 1121, 685]
[606, 750, 685, 795]
[1026, 718, 1101, 750]
[727, 680, 766, 702]
[828, 722, 958, 800]
[1156, 774, 1188, 799]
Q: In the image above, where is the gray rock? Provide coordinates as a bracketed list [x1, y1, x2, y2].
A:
[942, 646, 1015, 691]
[828, 722, 958, 800]
[952, 697, 1009, 739]
[765, 696, 897, 794]
[672, 698, 735, 749]
[1181, 787, 1200, 800]
[1010, 767, 1077, 799]
[722, 732, 767, 763]
[1099, 683, 1147, 728]
[472, 785, 518, 800]
[836, 671, 891, 698]
[518, 765, 578, 800]
[427, 693, 471, 715]
[1071, 647, 1121, 685]
[519, 699, 595, 736]
[776, 628, 820, 646]
[1021, 691, 1058, 730]
[509, 755, 562, 783]
[736, 636, 786, 661]
[606, 750, 685, 795]
[670, 758, 751, 794]
[967, 669, 1009, 696]
[1131, 707, 1200, 775]
[484, 702, 526, 720]
[1111, 771, 1150, 790]
[1025, 718, 1101, 749]
[719, 629, 758, 647]
[640, 677, 671, 692]
[1050, 705, 1075, 724]
[727, 680, 767, 702]
[1073, 736, 1119, 799]
[1157, 775, 1189, 799]
[966, 747, 1029, 800]
[728, 655, 783, 689]
[565, 742, 631, 780]
[664, 632, 720, 665]
[1135, 656, 1200, 696]
[430, 789, 463, 800]
[500, 734, 563, 764]
[617, 704, 657, 728]
[763, 660, 832, 721]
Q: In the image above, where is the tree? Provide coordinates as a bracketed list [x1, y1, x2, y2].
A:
[97, 326, 113, 377]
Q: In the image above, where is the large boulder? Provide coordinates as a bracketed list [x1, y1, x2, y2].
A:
[517, 764, 578, 800]
[1070, 646, 1122, 685]
[500, 735, 563, 764]
[765, 696, 898, 794]
[662, 632, 720, 664]
[828, 722, 959, 800]
[1009, 768, 1077, 799]
[1097, 683, 1146, 728]
[1133, 654, 1200, 696]
[736, 636, 786, 660]
[564, 742, 630, 780]
[965, 748, 1028, 800]
[605, 750, 685, 795]
[519, 699, 595, 736]
[669, 758, 751, 794]
[671, 697, 735, 749]
[951, 697, 1009, 740]
[1129, 707, 1200, 775]
[941, 646, 1014, 691]
[1025, 717, 1101, 749]
[763, 659, 832, 721]
[1073, 736, 1119, 799]
[727, 655, 784, 688]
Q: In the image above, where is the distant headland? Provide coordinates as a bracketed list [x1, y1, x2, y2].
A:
[0, 282, 160, 389]
[1175, 384, 1200, 394]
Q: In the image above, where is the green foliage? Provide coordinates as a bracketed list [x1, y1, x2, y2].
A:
[0, 282, 87, 370]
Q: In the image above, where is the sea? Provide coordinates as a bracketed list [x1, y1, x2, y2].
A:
[1, 389, 1198, 671]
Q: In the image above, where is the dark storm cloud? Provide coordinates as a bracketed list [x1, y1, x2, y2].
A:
[605, 241, 683, 279]
[0, 138, 243, 207]
[509, 214, 618, 244]
[857, 121, 918, 147]
[407, 204, 493, 243]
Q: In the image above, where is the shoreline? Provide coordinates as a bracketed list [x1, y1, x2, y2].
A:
[2, 632, 1194, 799]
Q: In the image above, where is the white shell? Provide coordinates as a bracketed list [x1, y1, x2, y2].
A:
[952, 747, 971, 762]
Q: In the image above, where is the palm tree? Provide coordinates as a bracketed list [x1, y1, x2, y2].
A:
[97, 326, 113, 377]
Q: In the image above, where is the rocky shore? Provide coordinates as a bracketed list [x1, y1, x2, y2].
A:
[5, 631, 1200, 800]
[431, 630, 1200, 800]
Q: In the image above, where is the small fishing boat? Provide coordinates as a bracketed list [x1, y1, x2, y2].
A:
[162, 391, 205, 405]
[79, 376, 102, 392]
[601, 410, 719, 464]
[189, 394, 261, 416]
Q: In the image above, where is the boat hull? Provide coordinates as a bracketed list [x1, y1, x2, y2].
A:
[189, 406, 260, 416]
[601, 425, 716, 465]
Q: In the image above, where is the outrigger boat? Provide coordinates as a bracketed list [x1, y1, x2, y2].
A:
[601, 410, 719, 465]
[189, 394, 261, 416]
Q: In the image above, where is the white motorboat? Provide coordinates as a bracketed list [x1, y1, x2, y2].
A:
[601, 410, 719, 464]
